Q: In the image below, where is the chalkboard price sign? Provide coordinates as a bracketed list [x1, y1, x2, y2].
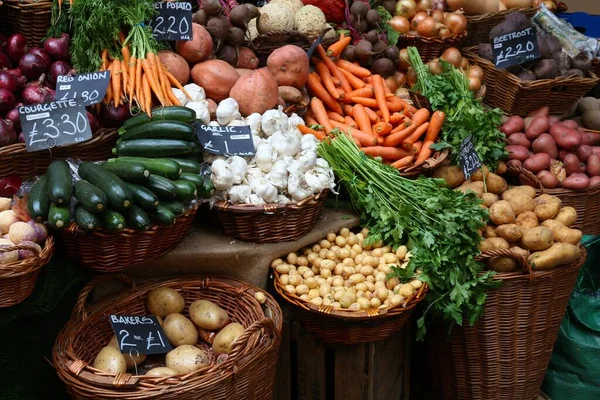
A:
[491, 26, 541, 68]
[18, 99, 93, 152]
[459, 135, 483, 180]
[195, 122, 255, 156]
[109, 315, 172, 355]
[55, 71, 111, 106]
[149, 1, 193, 41]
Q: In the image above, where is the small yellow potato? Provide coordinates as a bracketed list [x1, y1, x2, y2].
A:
[271, 258, 283, 268]
[398, 284, 415, 298]
[94, 346, 127, 374]
[276, 264, 291, 274]
[255, 292, 267, 304]
[288, 274, 303, 287]
[370, 298, 382, 308]
[320, 240, 331, 249]
[308, 289, 320, 300]
[390, 294, 404, 307]
[146, 287, 185, 318]
[386, 277, 400, 290]
[396, 245, 408, 260]
[410, 280, 423, 290]
[327, 232, 336, 242]
[166, 345, 210, 373]
[310, 297, 324, 306]
[213, 323, 245, 355]
[305, 277, 317, 289]
[554, 207, 577, 227]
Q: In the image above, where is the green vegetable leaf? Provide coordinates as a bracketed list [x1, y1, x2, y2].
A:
[377, 7, 400, 46]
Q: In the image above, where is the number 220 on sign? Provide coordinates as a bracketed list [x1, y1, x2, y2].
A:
[495, 41, 536, 65]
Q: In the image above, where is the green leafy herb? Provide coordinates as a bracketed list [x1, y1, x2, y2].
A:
[377, 7, 400, 46]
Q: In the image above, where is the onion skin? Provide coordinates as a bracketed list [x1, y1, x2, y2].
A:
[43, 34, 70, 61]
[22, 76, 55, 105]
[445, 12, 467, 36]
[100, 102, 131, 128]
[468, 65, 485, 80]
[27, 47, 52, 67]
[441, 47, 463, 68]
[0, 89, 16, 113]
[428, 58, 444, 75]
[48, 61, 73, 88]
[411, 11, 429, 31]
[5, 104, 22, 132]
[0, 71, 24, 92]
[468, 77, 482, 92]
[395, 0, 418, 19]
[416, 16, 442, 37]
[388, 16, 411, 34]
[6, 34, 27, 64]
[0, 51, 11, 69]
[19, 53, 50, 80]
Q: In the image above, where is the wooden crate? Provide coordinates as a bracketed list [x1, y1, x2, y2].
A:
[274, 308, 412, 400]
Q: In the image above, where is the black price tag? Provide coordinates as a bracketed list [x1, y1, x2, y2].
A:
[109, 315, 172, 355]
[18, 99, 93, 152]
[195, 122, 255, 156]
[492, 26, 541, 68]
[459, 135, 482, 180]
[306, 35, 323, 59]
[149, 1, 193, 41]
[55, 71, 111, 106]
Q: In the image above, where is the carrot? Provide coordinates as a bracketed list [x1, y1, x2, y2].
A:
[111, 60, 121, 106]
[344, 116, 358, 128]
[424, 110, 445, 143]
[305, 115, 319, 126]
[373, 121, 393, 135]
[163, 69, 191, 100]
[361, 146, 411, 160]
[142, 73, 152, 117]
[327, 33, 351, 58]
[384, 125, 417, 147]
[101, 49, 109, 71]
[311, 97, 334, 132]
[410, 108, 431, 127]
[372, 75, 389, 123]
[339, 68, 366, 90]
[146, 52, 167, 105]
[377, 136, 384, 145]
[336, 59, 371, 78]
[345, 87, 373, 99]
[141, 58, 165, 106]
[352, 104, 373, 136]
[157, 61, 173, 106]
[298, 124, 327, 140]
[329, 120, 378, 146]
[316, 45, 352, 93]
[364, 107, 379, 123]
[391, 156, 414, 169]
[327, 111, 345, 123]
[135, 57, 143, 107]
[343, 104, 354, 116]
[351, 97, 379, 108]
[390, 112, 408, 124]
[415, 141, 435, 165]
[306, 73, 343, 114]
[402, 122, 430, 150]
[315, 61, 342, 100]
[412, 141, 423, 154]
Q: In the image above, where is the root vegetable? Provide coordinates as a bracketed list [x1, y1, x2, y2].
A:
[158, 51, 190, 85]
[266, 45, 309, 89]
[541, 220, 582, 245]
[562, 173, 590, 190]
[489, 200, 516, 225]
[520, 226, 554, 251]
[236, 47, 259, 70]
[107, 336, 146, 370]
[532, 134, 558, 159]
[163, 314, 199, 347]
[176, 23, 213, 63]
[191, 60, 240, 102]
[146, 367, 178, 377]
[212, 323, 245, 354]
[554, 207, 577, 227]
[166, 345, 210, 373]
[146, 287, 185, 318]
[516, 211, 539, 229]
[487, 256, 518, 272]
[495, 224, 523, 242]
[529, 242, 581, 270]
[189, 299, 230, 330]
[93, 346, 127, 374]
[502, 186, 536, 200]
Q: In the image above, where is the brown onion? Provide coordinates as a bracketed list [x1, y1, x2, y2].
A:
[445, 11, 467, 36]
[468, 65, 484, 80]
[431, 9, 445, 24]
[460, 57, 470, 69]
[416, 0, 433, 11]
[398, 48, 411, 72]
[393, 71, 407, 87]
[407, 67, 417, 86]
[395, 0, 418, 19]
[468, 76, 482, 92]
[411, 11, 429, 31]
[395, 87, 411, 100]
[439, 27, 452, 38]
[416, 16, 442, 37]
[441, 47, 462, 67]
[428, 58, 444, 75]
[388, 16, 411, 34]
[385, 77, 400, 93]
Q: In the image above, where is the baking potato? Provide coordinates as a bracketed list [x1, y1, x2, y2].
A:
[534, 201, 561, 221]
[496, 161, 507, 175]
[534, 194, 562, 207]
[528, 242, 581, 270]
[554, 207, 577, 227]
[489, 200, 516, 225]
[107, 336, 147, 370]
[433, 165, 466, 188]
[456, 181, 484, 196]
[507, 194, 535, 216]
[481, 193, 498, 208]
[485, 173, 506, 195]
[487, 256, 518, 273]
[163, 313, 199, 347]
[516, 211, 539, 228]
[145, 367, 179, 377]
[165, 345, 210, 374]
[519, 226, 553, 251]
[510, 246, 530, 258]
[146, 287, 185, 318]
[189, 300, 230, 331]
[479, 237, 510, 252]
[93, 346, 127, 374]
[541, 220, 583, 245]
[482, 225, 497, 238]
[470, 166, 490, 181]
[495, 224, 523, 242]
[212, 322, 246, 354]
[502, 186, 536, 200]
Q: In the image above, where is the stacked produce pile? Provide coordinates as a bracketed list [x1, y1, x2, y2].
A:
[387, 0, 467, 39]
[0, 195, 48, 264]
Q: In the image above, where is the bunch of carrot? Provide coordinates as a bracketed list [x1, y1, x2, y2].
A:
[298, 39, 445, 170]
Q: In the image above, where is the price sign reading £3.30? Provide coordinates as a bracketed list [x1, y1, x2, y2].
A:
[109, 315, 172, 356]
[149, 1, 193, 41]
[491, 26, 541, 69]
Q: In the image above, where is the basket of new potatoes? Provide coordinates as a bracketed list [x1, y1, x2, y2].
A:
[272, 227, 427, 345]
[53, 276, 282, 400]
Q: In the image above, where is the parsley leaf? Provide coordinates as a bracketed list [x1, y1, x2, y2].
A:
[377, 7, 400, 46]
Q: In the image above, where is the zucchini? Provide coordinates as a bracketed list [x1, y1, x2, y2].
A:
[125, 183, 159, 212]
[199, 178, 216, 199]
[101, 161, 150, 183]
[169, 158, 201, 174]
[47, 160, 73, 205]
[78, 162, 133, 211]
[125, 205, 151, 231]
[120, 120, 196, 142]
[178, 173, 204, 189]
[74, 205, 101, 231]
[121, 106, 196, 132]
[152, 205, 176, 226]
[189, 140, 201, 154]
[144, 175, 178, 200]
[159, 200, 185, 215]
[74, 180, 107, 213]
[113, 139, 194, 158]
[48, 203, 71, 230]
[102, 210, 126, 232]
[28, 175, 50, 222]
[173, 180, 198, 202]
[107, 157, 182, 180]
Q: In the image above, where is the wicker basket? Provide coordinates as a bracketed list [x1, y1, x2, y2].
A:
[397, 148, 449, 178]
[463, 8, 538, 47]
[60, 204, 198, 272]
[212, 190, 327, 243]
[274, 269, 428, 345]
[0, 128, 118, 179]
[397, 33, 467, 62]
[0, 0, 52, 47]
[0, 236, 54, 307]
[52, 275, 282, 400]
[463, 47, 599, 116]
[429, 247, 586, 400]
[248, 30, 336, 66]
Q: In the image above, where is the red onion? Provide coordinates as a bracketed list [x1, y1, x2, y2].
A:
[22, 75, 55, 104]
[48, 60, 72, 87]
[19, 53, 50, 80]
[87, 111, 100, 133]
[0, 119, 16, 146]
[18, 132, 25, 143]
[100, 102, 130, 128]
[0, 51, 11, 69]
[0, 70, 24, 92]
[0, 175, 21, 196]
[5, 103, 22, 131]
[27, 47, 52, 67]
[44, 33, 70, 61]
[0, 34, 7, 53]
[6, 34, 27, 64]
[0, 88, 16, 113]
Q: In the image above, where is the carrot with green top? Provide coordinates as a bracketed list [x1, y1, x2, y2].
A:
[329, 120, 378, 146]
[298, 124, 327, 140]
[362, 146, 411, 160]
[415, 141, 435, 165]
[424, 110, 445, 143]
[391, 155, 414, 169]
[372, 75, 389, 123]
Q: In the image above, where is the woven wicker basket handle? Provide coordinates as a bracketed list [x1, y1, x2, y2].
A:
[475, 249, 530, 272]
[0, 242, 42, 260]
[507, 165, 544, 192]
[228, 318, 278, 361]
[73, 274, 134, 321]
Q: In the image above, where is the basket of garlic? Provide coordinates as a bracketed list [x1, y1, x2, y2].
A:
[272, 227, 428, 345]
[205, 100, 334, 243]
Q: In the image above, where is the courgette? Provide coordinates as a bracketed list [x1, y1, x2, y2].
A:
[47, 160, 73, 205]
[48, 203, 71, 230]
[28, 175, 50, 222]
[144, 175, 178, 200]
[113, 139, 194, 158]
[189, 140, 201, 154]
[120, 120, 196, 142]
[125, 183, 159, 212]
[169, 158, 201, 174]
[178, 173, 204, 189]
[173, 180, 198, 202]
[101, 161, 150, 183]
[152, 205, 176, 226]
[125, 205, 151, 231]
[199, 178, 216, 199]
[78, 162, 132, 211]
[74, 180, 107, 213]
[121, 106, 196, 132]
[107, 157, 182, 180]
[74, 205, 101, 231]
[102, 210, 126, 232]
[159, 200, 185, 215]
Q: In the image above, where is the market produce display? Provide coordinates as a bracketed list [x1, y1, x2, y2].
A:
[388, 1, 467, 39]
[0, 198, 48, 263]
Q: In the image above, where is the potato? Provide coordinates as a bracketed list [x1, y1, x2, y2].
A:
[541, 220, 583, 245]
[0, 197, 10, 212]
[166, 345, 210, 374]
[506, 145, 530, 162]
[482, 225, 497, 238]
[163, 313, 199, 347]
[510, 246, 530, 258]
[562, 173, 590, 190]
[495, 224, 523, 242]
[470, 166, 490, 181]
[189, 300, 230, 331]
[496, 161, 507, 176]
[523, 153, 552, 174]
[507, 133, 531, 149]
[145, 367, 179, 377]
[502, 186, 536, 200]
[146, 287, 185, 318]
[339, 289, 357, 309]
[528, 242, 581, 270]
[487, 256, 518, 272]
[93, 346, 127, 374]
[516, 211, 539, 228]
[485, 173, 506, 195]
[107, 336, 147, 370]
[456, 181, 484, 196]
[520, 226, 554, 251]
[433, 165, 466, 188]
[534, 201, 561, 221]
[489, 200, 516, 225]
[479, 237, 509, 252]
[481, 193, 498, 208]
[554, 207, 577, 227]
[212, 323, 245, 355]
[525, 116, 550, 141]
[506, 194, 535, 216]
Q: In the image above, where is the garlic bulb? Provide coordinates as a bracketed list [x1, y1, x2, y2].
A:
[288, 170, 313, 202]
[271, 130, 301, 157]
[267, 160, 289, 190]
[227, 156, 248, 185]
[300, 133, 319, 153]
[245, 167, 264, 185]
[183, 83, 205, 101]
[211, 159, 234, 191]
[250, 178, 278, 203]
[288, 113, 304, 130]
[261, 108, 289, 136]
[276, 194, 292, 204]
[217, 98, 242, 125]
[255, 143, 274, 173]
[246, 113, 262, 135]
[186, 101, 210, 124]
[172, 88, 187, 106]
[295, 149, 317, 172]
[245, 194, 266, 205]
[227, 184, 251, 203]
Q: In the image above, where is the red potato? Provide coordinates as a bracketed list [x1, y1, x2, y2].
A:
[519, 173, 536, 187]
[500, 116, 525, 135]
[561, 120, 579, 130]
[576, 145, 593, 162]
[532, 134, 558, 159]
[549, 124, 582, 151]
[562, 173, 590, 190]
[523, 153, 551, 173]
[524, 117, 534, 131]
[508, 133, 531, 149]
[506, 145, 530, 162]
[548, 116, 560, 125]
[563, 154, 581, 176]
[587, 154, 600, 177]
[580, 163, 587, 174]
[507, 159, 523, 169]
[526, 117, 550, 140]
[590, 176, 600, 187]
[528, 106, 549, 118]
[559, 150, 576, 161]
[266, 45, 309, 89]
[594, 146, 600, 154]
[582, 131, 600, 146]
[236, 47, 259, 70]
[537, 170, 559, 188]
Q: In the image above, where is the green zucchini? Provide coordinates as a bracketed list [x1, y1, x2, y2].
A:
[47, 160, 73, 205]
[198, 178, 216, 199]
[74, 180, 107, 213]
[169, 158, 201, 174]
[144, 175, 178, 200]
[125, 205, 151, 231]
[120, 120, 196, 142]
[178, 173, 204, 189]
[125, 183, 159, 212]
[151, 205, 176, 226]
[113, 139, 194, 158]
[189, 140, 201, 154]
[101, 161, 150, 183]
[48, 203, 71, 230]
[159, 200, 185, 215]
[74, 205, 101, 231]
[121, 106, 196, 132]
[172, 180, 197, 202]
[101, 210, 126, 232]
[78, 162, 132, 211]
[28, 175, 50, 222]
[107, 157, 182, 180]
